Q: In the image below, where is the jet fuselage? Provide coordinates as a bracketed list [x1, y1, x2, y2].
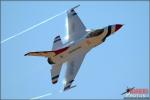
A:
[50, 24, 123, 64]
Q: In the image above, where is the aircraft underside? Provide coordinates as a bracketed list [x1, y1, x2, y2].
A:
[24, 5, 123, 91]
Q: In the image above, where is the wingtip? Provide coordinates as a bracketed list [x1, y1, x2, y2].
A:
[24, 52, 30, 56]
[76, 4, 80, 8]
[24, 53, 28, 56]
[63, 85, 76, 91]
[73, 4, 80, 9]
[70, 4, 80, 11]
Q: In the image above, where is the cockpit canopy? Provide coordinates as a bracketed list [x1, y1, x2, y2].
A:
[86, 29, 104, 38]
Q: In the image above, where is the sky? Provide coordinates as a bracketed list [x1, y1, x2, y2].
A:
[1, 1, 149, 99]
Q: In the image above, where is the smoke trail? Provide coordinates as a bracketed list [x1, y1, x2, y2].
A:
[31, 92, 52, 99]
[1, 10, 66, 44]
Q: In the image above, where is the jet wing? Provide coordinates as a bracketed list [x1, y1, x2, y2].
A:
[24, 51, 54, 57]
[63, 53, 86, 91]
[67, 5, 87, 42]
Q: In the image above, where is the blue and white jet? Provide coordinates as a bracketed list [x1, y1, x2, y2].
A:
[25, 5, 123, 91]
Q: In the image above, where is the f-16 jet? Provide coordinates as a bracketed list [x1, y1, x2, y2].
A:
[121, 87, 135, 95]
[25, 5, 123, 91]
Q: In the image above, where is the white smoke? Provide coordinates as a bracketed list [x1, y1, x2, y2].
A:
[1, 10, 66, 44]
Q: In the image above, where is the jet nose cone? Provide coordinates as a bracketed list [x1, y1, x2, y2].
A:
[115, 24, 123, 31]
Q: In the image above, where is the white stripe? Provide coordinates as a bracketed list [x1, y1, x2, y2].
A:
[1, 10, 66, 44]
[30, 92, 52, 99]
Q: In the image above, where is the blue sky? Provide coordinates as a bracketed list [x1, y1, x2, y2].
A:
[1, 1, 149, 99]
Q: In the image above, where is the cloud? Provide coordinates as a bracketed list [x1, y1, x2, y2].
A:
[1, 10, 66, 44]
[30, 92, 52, 99]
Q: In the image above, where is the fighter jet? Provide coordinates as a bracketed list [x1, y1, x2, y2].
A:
[121, 87, 135, 95]
[25, 5, 123, 91]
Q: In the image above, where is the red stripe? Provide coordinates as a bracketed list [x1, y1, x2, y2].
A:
[115, 24, 123, 31]
[54, 47, 69, 55]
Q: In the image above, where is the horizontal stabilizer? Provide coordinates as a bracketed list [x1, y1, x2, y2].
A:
[51, 64, 62, 84]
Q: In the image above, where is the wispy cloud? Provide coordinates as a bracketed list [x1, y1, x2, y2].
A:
[1, 10, 66, 44]
[30, 92, 52, 99]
